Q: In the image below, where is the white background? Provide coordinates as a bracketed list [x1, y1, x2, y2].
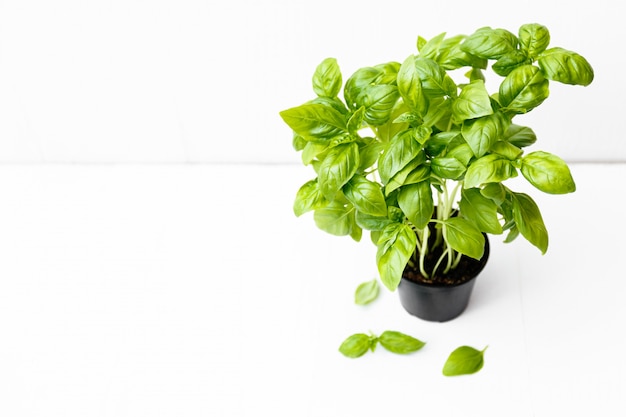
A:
[0, 1, 625, 416]
[0, 0, 623, 163]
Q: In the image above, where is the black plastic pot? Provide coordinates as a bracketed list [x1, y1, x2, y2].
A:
[397, 236, 490, 322]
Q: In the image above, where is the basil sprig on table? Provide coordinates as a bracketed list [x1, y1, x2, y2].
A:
[339, 331, 426, 358]
[280, 23, 593, 291]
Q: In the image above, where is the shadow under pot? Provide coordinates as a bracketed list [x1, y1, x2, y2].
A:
[397, 235, 490, 322]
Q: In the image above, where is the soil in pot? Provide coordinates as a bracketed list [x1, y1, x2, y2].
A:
[402, 231, 489, 286]
[398, 222, 490, 322]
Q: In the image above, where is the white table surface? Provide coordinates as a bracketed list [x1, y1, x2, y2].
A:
[0, 163, 623, 416]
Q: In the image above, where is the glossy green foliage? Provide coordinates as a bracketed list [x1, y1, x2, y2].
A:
[338, 333, 375, 358]
[538, 48, 594, 86]
[312, 58, 342, 98]
[378, 331, 426, 354]
[443, 217, 485, 260]
[443, 346, 487, 376]
[280, 24, 593, 289]
[354, 278, 380, 305]
[339, 330, 425, 358]
[521, 151, 576, 194]
[376, 223, 417, 290]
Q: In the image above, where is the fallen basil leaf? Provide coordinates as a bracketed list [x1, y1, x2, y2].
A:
[378, 331, 426, 354]
[354, 279, 380, 305]
[443, 345, 487, 376]
[338, 333, 375, 358]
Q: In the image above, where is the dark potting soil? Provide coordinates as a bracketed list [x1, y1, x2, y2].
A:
[402, 250, 486, 286]
[402, 230, 489, 287]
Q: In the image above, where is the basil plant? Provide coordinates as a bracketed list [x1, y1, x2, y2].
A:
[280, 24, 593, 291]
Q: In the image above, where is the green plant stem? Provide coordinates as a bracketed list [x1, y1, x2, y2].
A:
[432, 247, 448, 277]
[442, 180, 463, 274]
[452, 251, 464, 269]
[444, 240, 455, 274]
[434, 193, 444, 248]
[441, 181, 451, 219]
[447, 181, 462, 217]
[419, 225, 430, 278]
[413, 224, 422, 247]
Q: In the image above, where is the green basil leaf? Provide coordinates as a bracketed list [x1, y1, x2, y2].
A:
[393, 112, 421, 124]
[398, 55, 429, 116]
[385, 164, 430, 195]
[373, 62, 401, 85]
[512, 192, 548, 254]
[521, 151, 576, 194]
[347, 107, 366, 135]
[378, 130, 422, 184]
[301, 141, 329, 165]
[356, 85, 400, 126]
[503, 124, 536, 148]
[355, 210, 393, 231]
[343, 175, 387, 216]
[437, 35, 488, 70]
[350, 223, 363, 242]
[292, 133, 307, 152]
[413, 125, 433, 145]
[385, 155, 426, 196]
[452, 80, 494, 123]
[398, 181, 434, 230]
[376, 223, 417, 291]
[499, 65, 549, 114]
[461, 112, 508, 158]
[490, 141, 523, 160]
[519, 23, 550, 59]
[426, 130, 461, 157]
[312, 57, 342, 98]
[480, 183, 506, 205]
[464, 154, 518, 189]
[354, 279, 380, 305]
[370, 230, 381, 245]
[416, 35, 427, 52]
[443, 346, 487, 376]
[339, 333, 374, 358]
[280, 103, 347, 139]
[492, 50, 532, 76]
[328, 135, 357, 148]
[314, 201, 355, 237]
[443, 217, 485, 260]
[431, 157, 467, 180]
[377, 100, 411, 143]
[460, 188, 502, 234]
[461, 27, 518, 59]
[538, 47, 594, 86]
[318, 143, 359, 200]
[404, 165, 431, 185]
[414, 58, 457, 98]
[418, 32, 447, 59]
[387, 206, 405, 223]
[344, 67, 382, 109]
[309, 96, 350, 115]
[357, 137, 384, 171]
[379, 331, 426, 354]
[446, 143, 473, 167]
[422, 96, 453, 129]
[504, 226, 520, 243]
[293, 179, 328, 216]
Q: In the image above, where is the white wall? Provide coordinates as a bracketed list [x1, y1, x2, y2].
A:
[0, 0, 621, 163]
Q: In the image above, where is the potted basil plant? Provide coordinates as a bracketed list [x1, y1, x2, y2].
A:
[280, 24, 594, 321]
